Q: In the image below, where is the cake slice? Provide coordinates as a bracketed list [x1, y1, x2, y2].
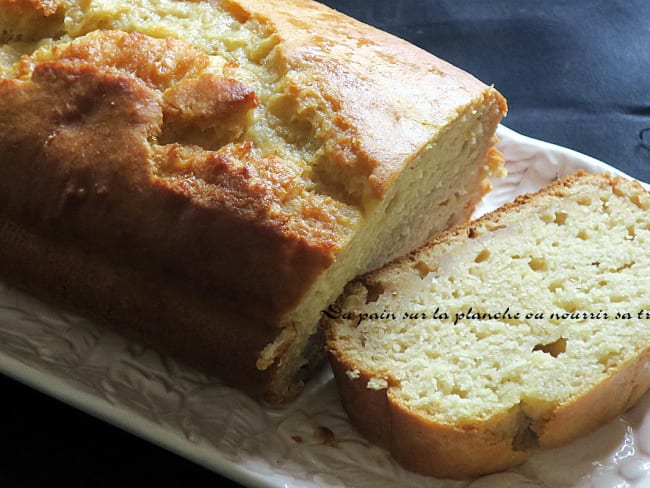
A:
[325, 172, 650, 478]
[0, 0, 506, 402]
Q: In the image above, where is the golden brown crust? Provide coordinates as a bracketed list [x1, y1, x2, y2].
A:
[227, 0, 506, 198]
[0, 31, 337, 320]
[14, 30, 210, 86]
[0, 215, 279, 395]
[0, 0, 64, 43]
[326, 172, 650, 478]
[0, 0, 60, 15]
[161, 73, 258, 147]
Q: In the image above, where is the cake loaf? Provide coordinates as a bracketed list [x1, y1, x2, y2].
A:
[0, 0, 506, 402]
[325, 172, 650, 477]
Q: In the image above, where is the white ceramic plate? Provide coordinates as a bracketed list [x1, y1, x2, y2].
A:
[1, 125, 649, 488]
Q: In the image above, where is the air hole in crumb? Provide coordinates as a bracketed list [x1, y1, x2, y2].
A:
[599, 280, 608, 287]
[425, 350, 441, 360]
[468, 228, 481, 239]
[626, 225, 636, 239]
[554, 211, 568, 225]
[533, 337, 567, 357]
[615, 262, 636, 272]
[413, 261, 436, 279]
[528, 257, 548, 272]
[577, 196, 592, 206]
[364, 282, 384, 304]
[475, 249, 490, 263]
[551, 241, 560, 247]
[577, 229, 589, 240]
[632, 193, 650, 210]
[451, 385, 468, 398]
[540, 214, 553, 223]
[440, 198, 450, 207]
[598, 355, 619, 371]
[548, 280, 563, 292]
[487, 223, 508, 232]
[556, 301, 577, 313]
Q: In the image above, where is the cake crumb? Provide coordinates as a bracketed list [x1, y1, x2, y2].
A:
[367, 377, 388, 390]
[345, 369, 360, 380]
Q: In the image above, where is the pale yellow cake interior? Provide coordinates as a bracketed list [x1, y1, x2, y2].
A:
[333, 177, 650, 423]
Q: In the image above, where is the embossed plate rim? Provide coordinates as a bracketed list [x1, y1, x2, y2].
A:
[0, 350, 279, 488]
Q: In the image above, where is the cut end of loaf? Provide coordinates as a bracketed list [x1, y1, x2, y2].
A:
[325, 172, 650, 478]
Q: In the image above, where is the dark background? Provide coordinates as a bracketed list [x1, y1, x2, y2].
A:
[2, 1, 649, 486]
